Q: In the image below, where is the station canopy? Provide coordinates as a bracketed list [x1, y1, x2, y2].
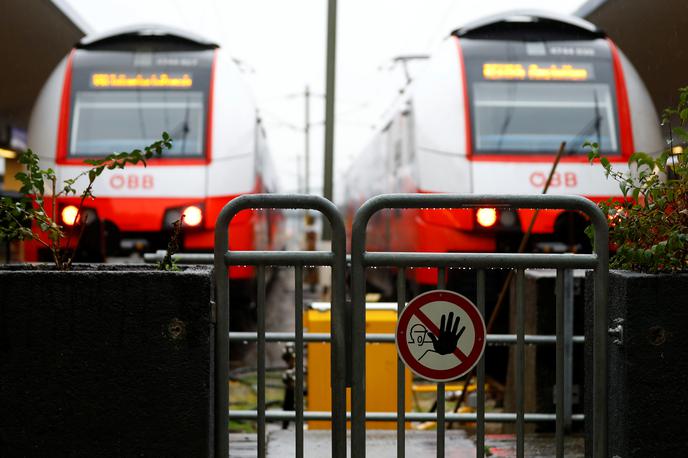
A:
[0, 0, 86, 131]
[577, 0, 688, 116]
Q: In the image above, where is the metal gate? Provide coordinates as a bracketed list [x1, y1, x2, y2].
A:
[214, 194, 347, 458]
[214, 193, 609, 458]
[350, 194, 609, 458]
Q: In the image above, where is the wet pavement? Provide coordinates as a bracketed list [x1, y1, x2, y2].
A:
[230, 430, 585, 457]
[267, 430, 475, 457]
[484, 433, 584, 457]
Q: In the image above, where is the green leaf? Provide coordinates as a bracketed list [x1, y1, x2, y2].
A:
[632, 187, 640, 202]
[672, 126, 688, 141]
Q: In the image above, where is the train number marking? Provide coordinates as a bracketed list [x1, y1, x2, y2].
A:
[529, 172, 577, 189]
[110, 174, 155, 190]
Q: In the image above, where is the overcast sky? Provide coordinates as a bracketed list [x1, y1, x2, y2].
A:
[63, 0, 586, 199]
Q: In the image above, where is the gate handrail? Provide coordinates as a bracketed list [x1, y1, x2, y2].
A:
[350, 193, 609, 458]
[352, 193, 609, 233]
[214, 194, 347, 458]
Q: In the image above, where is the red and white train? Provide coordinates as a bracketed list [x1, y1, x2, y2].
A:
[343, 11, 663, 286]
[27, 25, 279, 279]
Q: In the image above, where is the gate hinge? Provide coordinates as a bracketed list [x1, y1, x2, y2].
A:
[210, 300, 217, 324]
[608, 318, 623, 346]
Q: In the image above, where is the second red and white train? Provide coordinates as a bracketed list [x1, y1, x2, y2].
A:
[343, 11, 663, 285]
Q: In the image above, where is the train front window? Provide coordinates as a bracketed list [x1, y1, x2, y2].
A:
[69, 91, 205, 157]
[471, 81, 618, 155]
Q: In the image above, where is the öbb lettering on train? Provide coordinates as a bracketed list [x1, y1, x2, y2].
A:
[529, 172, 578, 189]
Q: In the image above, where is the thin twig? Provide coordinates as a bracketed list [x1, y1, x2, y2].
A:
[65, 213, 89, 271]
[63, 179, 95, 267]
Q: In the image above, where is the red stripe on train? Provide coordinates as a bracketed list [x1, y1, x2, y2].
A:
[608, 38, 635, 157]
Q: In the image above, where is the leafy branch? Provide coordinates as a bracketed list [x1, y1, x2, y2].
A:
[585, 87, 688, 273]
[0, 133, 172, 270]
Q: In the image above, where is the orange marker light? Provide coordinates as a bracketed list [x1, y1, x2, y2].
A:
[476, 208, 497, 228]
[183, 205, 203, 227]
[61, 205, 79, 226]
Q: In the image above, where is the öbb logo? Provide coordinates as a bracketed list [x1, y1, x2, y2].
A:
[109, 174, 154, 190]
[529, 171, 577, 188]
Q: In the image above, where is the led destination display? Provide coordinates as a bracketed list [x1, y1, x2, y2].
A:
[482, 63, 591, 81]
[91, 73, 193, 88]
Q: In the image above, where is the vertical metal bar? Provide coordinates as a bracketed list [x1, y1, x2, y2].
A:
[592, 206, 609, 458]
[214, 222, 230, 458]
[437, 384, 445, 458]
[397, 270, 406, 458]
[437, 267, 446, 458]
[295, 266, 304, 458]
[329, 209, 348, 458]
[476, 270, 486, 458]
[556, 269, 565, 457]
[257, 265, 267, 458]
[437, 267, 446, 290]
[516, 269, 525, 458]
[350, 233, 366, 458]
[563, 269, 574, 431]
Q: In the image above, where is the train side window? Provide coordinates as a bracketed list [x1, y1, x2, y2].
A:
[402, 108, 415, 165]
[394, 140, 402, 169]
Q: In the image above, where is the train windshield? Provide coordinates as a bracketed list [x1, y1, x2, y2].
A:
[462, 39, 620, 155]
[67, 48, 213, 158]
[70, 91, 205, 156]
[472, 81, 617, 154]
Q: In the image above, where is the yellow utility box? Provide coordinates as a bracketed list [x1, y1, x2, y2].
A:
[304, 303, 413, 430]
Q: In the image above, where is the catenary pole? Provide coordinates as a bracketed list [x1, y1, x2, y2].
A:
[305, 85, 310, 194]
[322, 0, 336, 241]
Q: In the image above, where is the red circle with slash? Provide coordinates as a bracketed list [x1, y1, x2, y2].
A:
[396, 289, 486, 382]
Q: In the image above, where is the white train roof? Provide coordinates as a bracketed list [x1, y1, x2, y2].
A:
[453, 9, 604, 37]
[78, 24, 218, 48]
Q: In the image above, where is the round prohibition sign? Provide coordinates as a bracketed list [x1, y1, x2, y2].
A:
[396, 290, 486, 382]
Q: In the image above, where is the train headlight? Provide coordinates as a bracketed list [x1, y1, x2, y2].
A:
[61, 205, 79, 226]
[164, 204, 204, 229]
[183, 205, 203, 227]
[60, 206, 97, 226]
[476, 208, 497, 228]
